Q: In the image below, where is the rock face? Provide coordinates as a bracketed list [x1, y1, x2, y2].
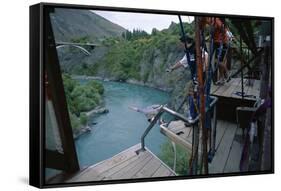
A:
[57, 46, 110, 75]
[137, 47, 188, 92]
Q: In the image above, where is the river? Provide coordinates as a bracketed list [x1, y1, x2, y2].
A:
[75, 80, 171, 168]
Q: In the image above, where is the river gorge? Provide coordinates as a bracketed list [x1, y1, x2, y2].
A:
[75, 79, 171, 168]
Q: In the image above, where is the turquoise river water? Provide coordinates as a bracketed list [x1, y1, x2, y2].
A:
[75, 80, 171, 168]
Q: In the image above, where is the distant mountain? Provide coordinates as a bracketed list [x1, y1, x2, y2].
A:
[50, 8, 126, 42]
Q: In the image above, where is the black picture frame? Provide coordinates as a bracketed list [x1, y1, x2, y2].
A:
[30, 2, 274, 188]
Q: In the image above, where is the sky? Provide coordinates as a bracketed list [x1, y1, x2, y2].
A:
[93, 10, 194, 34]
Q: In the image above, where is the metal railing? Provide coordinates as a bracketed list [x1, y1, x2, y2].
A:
[137, 96, 218, 152]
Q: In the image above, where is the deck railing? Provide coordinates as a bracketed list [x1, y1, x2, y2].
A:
[137, 96, 218, 173]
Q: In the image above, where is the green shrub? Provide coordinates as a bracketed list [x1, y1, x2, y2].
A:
[86, 80, 104, 94]
[159, 141, 190, 175]
[61, 74, 104, 131]
[69, 112, 80, 131]
[80, 113, 88, 126]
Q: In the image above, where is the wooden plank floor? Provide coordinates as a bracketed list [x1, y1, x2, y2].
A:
[223, 127, 244, 173]
[209, 120, 246, 174]
[67, 143, 176, 183]
[211, 78, 260, 101]
[67, 119, 244, 183]
[160, 119, 244, 174]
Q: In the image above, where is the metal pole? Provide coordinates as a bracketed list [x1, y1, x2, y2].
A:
[139, 108, 164, 152]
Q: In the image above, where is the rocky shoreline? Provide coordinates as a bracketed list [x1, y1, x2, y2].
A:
[73, 102, 109, 140]
[85, 106, 109, 117]
[73, 125, 92, 140]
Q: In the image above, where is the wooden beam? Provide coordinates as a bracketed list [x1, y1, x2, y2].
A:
[160, 125, 193, 152]
[44, 8, 80, 173]
[228, 48, 263, 80]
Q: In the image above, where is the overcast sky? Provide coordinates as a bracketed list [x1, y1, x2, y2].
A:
[93, 10, 194, 34]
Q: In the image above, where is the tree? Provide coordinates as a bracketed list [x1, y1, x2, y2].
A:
[71, 36, 90, 43]
[80, 113, 88, 126]
[151, 28, 158, 36]
[69, 112, 80, 131]
[61, 74, 105, 131]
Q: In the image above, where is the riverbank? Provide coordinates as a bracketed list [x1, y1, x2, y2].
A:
[85, 106, 109, 117]
[73, 104, 109, 140]
[73, 125, 92, 140]
[73, 107, 109, 139]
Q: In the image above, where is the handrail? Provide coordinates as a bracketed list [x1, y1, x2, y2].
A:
[137, 108, 164, 153]
[162, 106, 200, 125]
[207, 96, 218, 111]
[137, 96, 218, 154]
[136, 96, 219, 175]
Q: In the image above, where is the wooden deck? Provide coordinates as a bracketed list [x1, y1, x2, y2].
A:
[66, 116, 244, 183]
[160, 119, 244, 174]
[209, 120, 243, 173]
[211, 77, 260, 101]
[67, 143, 176, 182]
[211, 78, 260, 121]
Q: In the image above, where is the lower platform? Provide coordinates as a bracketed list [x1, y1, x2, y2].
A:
[67, 143, 176, 183]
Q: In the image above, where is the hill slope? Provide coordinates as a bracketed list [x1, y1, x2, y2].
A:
[50, 8, 126, 42]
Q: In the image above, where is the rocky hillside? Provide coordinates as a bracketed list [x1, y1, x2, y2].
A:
[50, 8, 126, 42]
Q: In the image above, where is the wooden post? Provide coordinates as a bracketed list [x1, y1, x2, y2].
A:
[44, 8, 80, 173]
[195, 17, 208, 174]
[259, 41, 272, 170]
[190, 124, 199, 175]
[259, 46, 270, 100]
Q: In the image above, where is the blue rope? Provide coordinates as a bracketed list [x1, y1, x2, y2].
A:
[178, 15, 198, 120]
[204, 25, 215, 129]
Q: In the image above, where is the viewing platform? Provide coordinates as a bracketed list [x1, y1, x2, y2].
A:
[160, 119, 243, 174]
[47, 78, 257, 183]
[211, 78, 260, 101]
[48, 79, 260, 183]
[66, 119, 243, 183]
